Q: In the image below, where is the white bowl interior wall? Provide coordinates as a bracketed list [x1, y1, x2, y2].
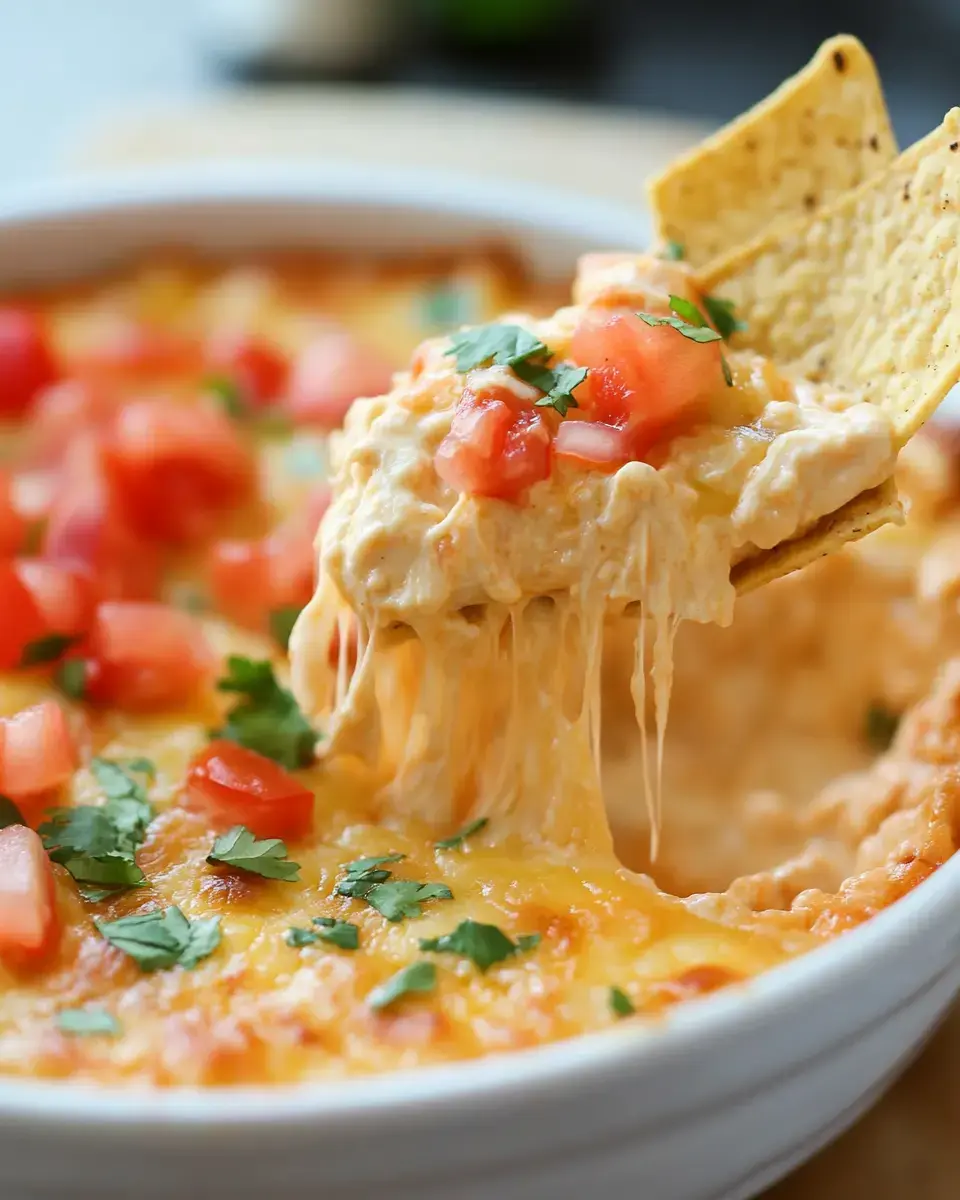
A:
[0, 166, 957, 1200]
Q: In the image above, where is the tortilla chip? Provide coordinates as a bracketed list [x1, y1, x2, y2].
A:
[701, 108, 960, 447]
[648, 35, 896, 269]
[732, 478, 904, 594]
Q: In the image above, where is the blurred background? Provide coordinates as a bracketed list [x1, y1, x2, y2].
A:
[0, 0, 956, 199]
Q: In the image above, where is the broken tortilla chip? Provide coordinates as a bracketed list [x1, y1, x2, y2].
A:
[732, 478, 904, 594]
[648, 35, 896, 269]
[701, 108, 960, 448]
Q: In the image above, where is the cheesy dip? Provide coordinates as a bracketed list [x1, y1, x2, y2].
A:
[2, 40, 960, 1089]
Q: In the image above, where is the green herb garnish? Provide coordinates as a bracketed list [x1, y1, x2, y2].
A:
[214, 656, 318, 769]
[865, 703, 900, 752]
[269, 606, 302, 653]
[637, 297, 733, 387]
[609, 986, 635, 1018]
[204, 374, 247, 419]
[20, 632, 79, 668]
[367, 962, 437, 1010]
[419, 920, 540, 972]
[446, 322, 587, 417]
[448, 323, 548, 373]
[0, 796, 26, 830]
[55, 658, 87, 700]
[702, 294, 746, 342]
[95, 907, 221, 972]
[435, 817, 488, 851]
[285, 917, 360, 950]
[39, 758, 156, 894]
[207, 825, 301, 882]
[663, 240, 686, 261]
[361, 880, 453, 922]
[57, 1008, 121, 1037]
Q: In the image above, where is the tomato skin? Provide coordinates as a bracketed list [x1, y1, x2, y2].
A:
[102, 399, 256, 545]
[285, 333, 394, 429]
[0, 701, 78, 797]
[28, 379, 120, 465]
[186, 741, 314, 840]
[0, 470, 28, 556]
[0, 308, 60, 417]
[434, 384, 552, 502]
[570, 311, 722, 452]
[207, 333, 288, 408]
[83, 601, 214, 711]
[0, 825, 59, 963]
[209, 531, 314, 631]
[15, 559, 98, 640]
[0, 564, 48, 670]
[43, 438, 161, 601]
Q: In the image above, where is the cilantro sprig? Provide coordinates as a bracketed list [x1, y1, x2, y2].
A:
[367, 962, 437, 1010]
[609, 986, 635, 1018]
[57, 1008, 122, 1037]
[39, 757, 156, 896]
[702, 294, 746, 342]
[637, 295, 737, 387]
[269, 605, 302, 653]
[20, 633, 80, 669]
[214, 656, 318, 769]
[663, 240, 686, 261]
[446, 322, 587, 418]
[207, 825, 301, 881]
[435, 817, 488, 851]
[335, 853, 453, 922]
[419, 920, 540, 972]
[95, 907, 221, 972]
[285, 917, 360, 950]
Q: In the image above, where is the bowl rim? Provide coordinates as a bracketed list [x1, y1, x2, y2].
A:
[0, 164, 956, 1128]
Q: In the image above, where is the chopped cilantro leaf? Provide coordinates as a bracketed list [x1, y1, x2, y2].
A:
[721, 355, 733, 387]
[344, 853, 406, 876]
[609, 986, 635, 1018]
[367, 962, 437, 1010]
[207, 825, 300, 882]
[522, 361, 588, 417]
[636, 310, 722, 345]
[95, 907, 221, 972]
[419, 919, 539, 972]
[285, 917, 360, 950]
[667, 294, 708, 328]
[269, 605, 302, 653]
[865, 703, 900, 752]
[76, 885, 116, 904]
[663, 240, 686, 261]
[435, 817, 488, 851]
[39, 759, 156, 893]
[447, 323, 547, 373]
[57, 1008, 121, 1037]
[214, 655, 318, 769]
[0, 796, 26, 830]
[362, 880, 453, 922]
[204, 374, 247, 419]
[20, 632, 79, 668]
[702, 294, 746, 341]
[55, 658, 87, 700]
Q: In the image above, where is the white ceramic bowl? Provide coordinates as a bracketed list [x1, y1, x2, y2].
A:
[1, 167, 959, 1200]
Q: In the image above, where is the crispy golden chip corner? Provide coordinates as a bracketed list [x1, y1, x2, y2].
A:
[732, 478, 904, 595]
[702, 107, 960, 449]
[648, 35, 896, 268]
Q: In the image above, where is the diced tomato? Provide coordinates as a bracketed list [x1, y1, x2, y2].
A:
[554, 420, 632, 472]
[83, 601, 214, 710]
[0, 702, 78, 796]
[186, 740, 314, 840]
[0, 564, 48, 670]
[102, 399, 256, 545]
[0, 308, 60, 417]
[15, 560, 97, 640]
[207, 332, 288, 408]
[285, 332, 394, 428]
[0, 470, 28, 556]
[434, 383, 552, 502]
[570, 311, 722, 453]
[28, 379, 120, 465]
[0, 825, 59, 963]
[208, 529, 314, 631]
[44, 438, 161, 601]
[69, 319, 199, 382]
